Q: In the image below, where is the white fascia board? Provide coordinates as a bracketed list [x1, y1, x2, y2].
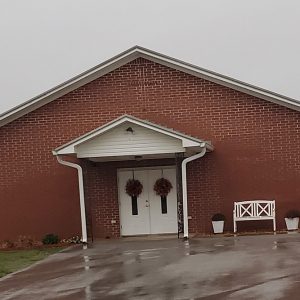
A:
[0, 51, 139, 127]
[53, 117, 128, 155]
[138, 50, 300, 112]
[120, 117, 202, 147]
[53, 146, 76, 155]
[2, 46, 300, 128]
[53, 115, 210, 155]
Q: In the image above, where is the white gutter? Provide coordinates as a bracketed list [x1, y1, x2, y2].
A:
[56, 156, 88, 243]
[182, 147, 207, 239]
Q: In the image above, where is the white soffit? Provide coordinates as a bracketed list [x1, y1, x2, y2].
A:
[1, 45, 299, 128]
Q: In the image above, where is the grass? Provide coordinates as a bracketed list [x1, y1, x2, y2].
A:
[0, 248, 63, 277]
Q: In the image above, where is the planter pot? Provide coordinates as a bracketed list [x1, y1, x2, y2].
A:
[212, 221, 224, 234]
[285, 217, 299, 231]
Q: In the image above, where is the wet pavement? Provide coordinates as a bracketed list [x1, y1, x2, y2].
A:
[1, 234, 300, 299]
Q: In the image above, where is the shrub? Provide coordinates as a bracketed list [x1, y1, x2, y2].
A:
[212, 213, 226, 221]
[285, 210, 300, 219]
[42, 234, 59, 245]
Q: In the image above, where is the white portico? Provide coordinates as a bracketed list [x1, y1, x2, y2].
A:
[53, 115, 213, 241]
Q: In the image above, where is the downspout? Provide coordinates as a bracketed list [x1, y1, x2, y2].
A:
[182, 147, 207, 239]
[56, 155, 88, 243]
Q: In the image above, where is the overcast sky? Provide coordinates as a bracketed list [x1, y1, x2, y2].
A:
[0, 0, 299, 114]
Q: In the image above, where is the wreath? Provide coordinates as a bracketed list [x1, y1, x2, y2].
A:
[125, 179, 143, 197]
[154, 178, 173, 197]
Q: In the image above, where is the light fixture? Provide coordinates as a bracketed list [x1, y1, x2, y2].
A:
[126, 127, 134, 134]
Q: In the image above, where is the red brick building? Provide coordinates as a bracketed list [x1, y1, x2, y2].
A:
[1, 46, 300, 242]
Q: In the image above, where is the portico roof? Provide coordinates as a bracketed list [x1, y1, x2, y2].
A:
[53, 115, 213, 161]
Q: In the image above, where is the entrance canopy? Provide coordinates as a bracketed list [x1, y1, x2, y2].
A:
[53, 115, 213, 161]
[53, 115, 214, 241]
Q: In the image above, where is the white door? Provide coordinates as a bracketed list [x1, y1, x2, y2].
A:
[118, 167, 178, 236]
[118, 169, 150, 235]
[148, 169, 178, 234]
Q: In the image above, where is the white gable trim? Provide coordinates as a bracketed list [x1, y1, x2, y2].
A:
[138, 50, 300, 113]
[0, 49, 139, 127]
[52, 115, 213, 156]
[1, 45, 299, 128]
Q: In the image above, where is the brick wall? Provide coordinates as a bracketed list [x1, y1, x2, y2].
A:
[1, 57, 300, 240]
[83, 159, 176, 238]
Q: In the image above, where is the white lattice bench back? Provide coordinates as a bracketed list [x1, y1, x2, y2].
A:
[233, 200, 276, 233]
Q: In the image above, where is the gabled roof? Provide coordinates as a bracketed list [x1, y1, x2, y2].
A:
[1, 45, 300, 127]
[53, 114, 214, 156]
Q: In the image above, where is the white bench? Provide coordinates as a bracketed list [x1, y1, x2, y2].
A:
[233, 200, 276, 233]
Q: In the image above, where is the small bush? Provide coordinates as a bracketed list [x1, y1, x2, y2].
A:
[285, 210, 300, 219]
[212, 213, 226, 221]
[42, 234, 59, 245]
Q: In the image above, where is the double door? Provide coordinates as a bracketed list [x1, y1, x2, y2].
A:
[118, 167, 178, 235]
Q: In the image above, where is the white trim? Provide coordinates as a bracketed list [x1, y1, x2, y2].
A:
[117, 169, 123, 236]
[117, 165, 178, 237]
[53, 115, 213, 156]
[0, 50, 139, 127]
[1, 46, 299, 127]
[138, 50, 300, 112]
[117, 165, 176, 236]
[56, 156, 88, 243]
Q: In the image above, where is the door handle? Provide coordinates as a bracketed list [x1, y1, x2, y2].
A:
[145, 200, 150, 207]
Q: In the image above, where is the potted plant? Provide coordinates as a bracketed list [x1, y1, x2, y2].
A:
[212, 213, 226, 234]
[285, 210, 300, 231]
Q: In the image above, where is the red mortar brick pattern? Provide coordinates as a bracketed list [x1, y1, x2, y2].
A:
[1, 58, 300, 239]
[83, 161, 120, 238]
